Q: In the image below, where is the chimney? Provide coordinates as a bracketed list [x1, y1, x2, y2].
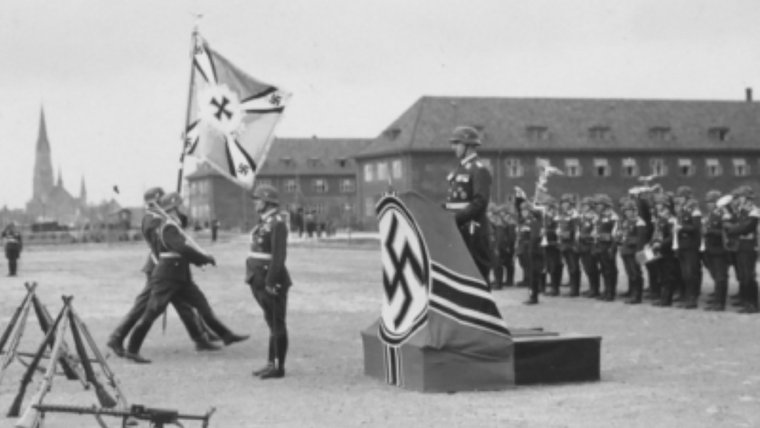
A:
[746, 87, 753, 102]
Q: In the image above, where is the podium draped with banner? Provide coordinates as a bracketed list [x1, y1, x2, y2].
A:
[361, 191, 601, 392]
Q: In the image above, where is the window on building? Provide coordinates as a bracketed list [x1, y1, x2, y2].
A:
[589, 126, 613, 141]
[313, 178, 329, 193]
[505, 158, 524, 177]
[650, 158, 667, 176]
[678, 158, 695, 177]
[708, 127, 730, 142]
[526, 126, 550, 141]
[339, 178, 355, 193]
[565, 158, 581, 177]
[363, 163, 374, 182]
[621, 158, 638, 177]
[391, 159, 403, 179]
[257, 178, 273, 187]
[284, 179, 298, 193]
[280, 157, 294, 167]
[705, 158, 722, 177]
[376, 162, 389, 181]
[593, 158, 610, 177]
[648, 127, 673, 142]
[307, 157, 320, 167]
[733, 158, 749, 176]
[336, 158, 348, 168]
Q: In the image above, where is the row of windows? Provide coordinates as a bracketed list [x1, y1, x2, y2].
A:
[504, 157, 752, 178]
[257, 178, 356, 194]
[364, 159, 403, 182]
[278, 157, 352, 168]
[524, 125, 730, 142]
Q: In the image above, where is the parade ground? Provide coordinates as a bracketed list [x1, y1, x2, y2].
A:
[1, 235, 759, 428]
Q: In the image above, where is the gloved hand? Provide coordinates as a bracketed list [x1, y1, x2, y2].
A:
[206, 255, 216, 267]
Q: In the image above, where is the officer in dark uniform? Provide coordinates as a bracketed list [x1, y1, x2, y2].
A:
[578, 196, 600, 298]
[650, 193, 679, 307]
[501, 205, 517, 287]
[444, 125, 492, 281]
[703, 190, 730, 311]
[557, 194, 580, 296]
[723, 186, 759, 313]
[592, 194, 619, 301]
[246, 184, 292, 379]
[542, 197, 563, 296]
[2, 223, 23, 276]
[672, 186, 703, 309]
[107, 187, 221, 358]
[124, 192, 248, 363]
[487, 204, 505, 289]
[515, 189, 544, 305]
[618, 200, 647, 303]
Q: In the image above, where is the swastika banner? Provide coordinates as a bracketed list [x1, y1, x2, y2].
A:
[362, 191, 514, 392]
[184, 33, 291, 190]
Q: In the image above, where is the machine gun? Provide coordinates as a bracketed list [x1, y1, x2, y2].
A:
[30, 403, 216, 428]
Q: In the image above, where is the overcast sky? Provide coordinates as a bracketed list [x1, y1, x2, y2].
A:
[1, 0, 758, 208]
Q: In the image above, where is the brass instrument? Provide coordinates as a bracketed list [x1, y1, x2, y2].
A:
[699, 215, 708, 252]
[671, 216, 681, 251]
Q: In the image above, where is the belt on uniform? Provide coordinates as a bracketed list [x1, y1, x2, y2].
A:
[248, 251, 272, 261]
[159, 252, 181, 259]
[444, 202, 468, 211]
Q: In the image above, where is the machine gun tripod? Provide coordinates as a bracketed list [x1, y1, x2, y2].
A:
[32, 403, 216, 428]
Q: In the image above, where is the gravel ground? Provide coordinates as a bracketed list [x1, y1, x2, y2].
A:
[0, 236, 759, 428]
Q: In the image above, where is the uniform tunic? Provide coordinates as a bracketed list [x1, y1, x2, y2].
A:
[445, 152, 492, 280]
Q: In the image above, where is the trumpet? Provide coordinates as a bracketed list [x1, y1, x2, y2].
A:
[671, 217, 681, 251]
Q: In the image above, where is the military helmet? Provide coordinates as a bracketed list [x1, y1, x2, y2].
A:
[159, 192, 183, 211]
[580, 196, 594, 207]
[621, 200, 638, 213]
[251, 183, 280, 205]
[594, 194, 612, 207]
[704, 190, 722, 203]
[735, 185, 755, 200]
[449, 125, 482, 146]
[675, 185, 693, 198]
[143, 187, 165, 203]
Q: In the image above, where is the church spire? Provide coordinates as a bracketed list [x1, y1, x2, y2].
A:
[32, 106, 55, 200]
[79, 175, 87, 204]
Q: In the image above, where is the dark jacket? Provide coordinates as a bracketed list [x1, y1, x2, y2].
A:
[246, 209, 292, 290]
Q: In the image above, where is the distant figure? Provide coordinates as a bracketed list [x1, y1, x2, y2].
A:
[2, 223, 23, 276]
[211, 219, 220, 242]
[305, 210, 316, 239]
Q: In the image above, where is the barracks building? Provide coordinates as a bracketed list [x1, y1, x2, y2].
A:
[185, 137, 370, 230]
[354, 92, 760, 228]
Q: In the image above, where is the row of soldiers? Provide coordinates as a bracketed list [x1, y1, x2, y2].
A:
[486, 184, 760, 313]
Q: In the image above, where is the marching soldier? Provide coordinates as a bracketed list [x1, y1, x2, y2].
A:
[650, 193, 679, 307]
[125, 192, 248, 363]
[2, 223, 23, 276]
[542, 197, 563, 296]
[702, 190, 730, 311]
[444, 125, 492, 281]
[108, 187, 220, 358]
[592, 194, 619, 301]
[723, 185, 759, 313]
[515, 189, 544, 305]
[578, 196, 601, 298]
[557, 194, 581, 297]
[617, 200, 647, 303]
[673, 186, 703, 309]
[246, 184, 293, 378]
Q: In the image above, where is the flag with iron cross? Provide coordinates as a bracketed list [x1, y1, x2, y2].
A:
[184, 34, 291, 190]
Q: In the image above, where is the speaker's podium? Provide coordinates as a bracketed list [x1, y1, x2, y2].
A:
[364, 192, 601, 392]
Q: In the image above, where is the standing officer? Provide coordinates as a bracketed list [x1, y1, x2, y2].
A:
[515, 193, 544, 305]
[650, 193, 679, 307]
[723, 186, 759, 313]
[618, 200, 647, 303]
[593, 194, 619, 301]
[500, 205, 517, 287]
[125, 192, 248, 363]
[444, 125, 492, 281]
[107, 187, 220, 358]
[487, 204, 505, 289]
[2, 223, 23, 276]
[557, 194, 581, 297]
[578, 196, 601, 298]
[542, 197, 563, 296]
[673, 186, 703, 309]
[703, 190, 730, 311]
[246, 184, 292, 379]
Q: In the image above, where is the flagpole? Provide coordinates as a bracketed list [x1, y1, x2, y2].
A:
[176, 23, 200, 194]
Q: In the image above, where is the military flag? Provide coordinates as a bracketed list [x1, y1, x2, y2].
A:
[183, 33, 291, 189]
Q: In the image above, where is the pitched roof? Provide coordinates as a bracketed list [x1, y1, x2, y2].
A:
[357, 96, 760, 157]
[184, 137, 372, 180]
[258, 137, 371, 176]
